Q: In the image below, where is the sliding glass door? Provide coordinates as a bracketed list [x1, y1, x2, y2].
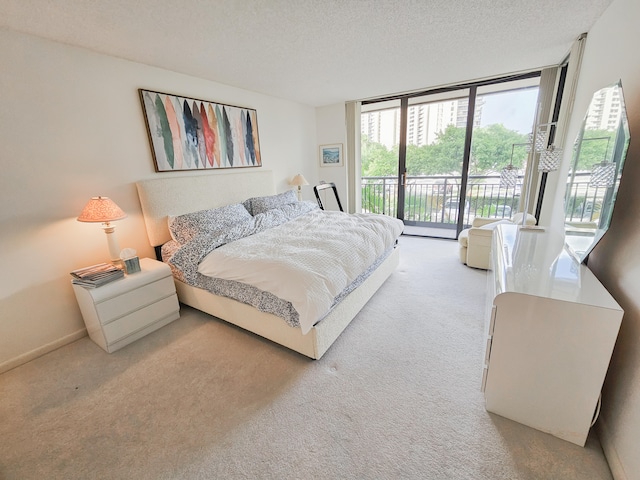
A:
[466, 82, 539, 225]
[361, 74, 540, 239]
[402, 90, 471, 238]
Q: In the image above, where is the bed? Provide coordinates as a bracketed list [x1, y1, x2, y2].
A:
[136, 170, 402, 359]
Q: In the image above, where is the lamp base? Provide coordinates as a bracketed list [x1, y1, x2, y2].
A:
[102, 223, 122, 264]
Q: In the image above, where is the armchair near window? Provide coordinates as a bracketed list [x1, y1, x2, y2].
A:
[458, 213, 536, 269]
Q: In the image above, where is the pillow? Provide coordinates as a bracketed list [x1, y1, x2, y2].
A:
[478, 219, 512, 230]
[511, 212, 536, 226]
[243, 190, 297, 215]
[168, 203, 252, 244]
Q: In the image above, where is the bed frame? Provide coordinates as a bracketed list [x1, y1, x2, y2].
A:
[136, 170, 399, 359]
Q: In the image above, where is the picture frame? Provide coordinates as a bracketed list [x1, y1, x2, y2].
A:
[319, 144, 343, 167]
[139, 89, 262, 172]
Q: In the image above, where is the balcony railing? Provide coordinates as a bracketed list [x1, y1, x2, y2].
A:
[362, 173, 604, 227]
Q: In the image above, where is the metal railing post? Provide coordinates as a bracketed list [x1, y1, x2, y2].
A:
[382, 177, 386, 215]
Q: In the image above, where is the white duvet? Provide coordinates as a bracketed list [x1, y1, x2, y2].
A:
[198, 209, 403, 334]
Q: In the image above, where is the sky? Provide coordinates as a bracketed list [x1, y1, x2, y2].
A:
[480, 88, 539, 134]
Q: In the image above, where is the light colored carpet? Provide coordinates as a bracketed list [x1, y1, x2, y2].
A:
[0, 236, 613, 479]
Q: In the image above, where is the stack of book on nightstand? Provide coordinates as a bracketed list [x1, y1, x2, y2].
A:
[71, 263, 124, 288]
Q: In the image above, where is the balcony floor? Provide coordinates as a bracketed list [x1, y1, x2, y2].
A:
[402, 224, 458, 239]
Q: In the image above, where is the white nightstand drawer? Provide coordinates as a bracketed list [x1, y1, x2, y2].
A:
[72, 257, 180, 353]
[96, 276, 176, 324]
[102, 295, 179, 344]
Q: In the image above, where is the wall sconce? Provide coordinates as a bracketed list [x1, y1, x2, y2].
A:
[77, 196, 127, 263]
[289, 173, 309, 201]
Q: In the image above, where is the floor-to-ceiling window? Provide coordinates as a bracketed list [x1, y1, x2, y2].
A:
[361, 73, 540, 238]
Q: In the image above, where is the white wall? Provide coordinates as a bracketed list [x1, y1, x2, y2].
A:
[315, 104, 348, 211]
[553, 0, 640, 477]
[0, 27, 317, 372]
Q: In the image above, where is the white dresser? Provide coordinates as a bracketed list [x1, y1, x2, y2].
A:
[72, 258, 180, 353]
[482, 224, 623, 446]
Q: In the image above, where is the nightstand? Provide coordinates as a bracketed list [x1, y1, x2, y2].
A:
[72, 257, 180, 353]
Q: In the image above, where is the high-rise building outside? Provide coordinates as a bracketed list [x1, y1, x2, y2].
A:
[362, 86, 621, 151]
[362, 97, 484, 149]
[585, 87, 622, 131]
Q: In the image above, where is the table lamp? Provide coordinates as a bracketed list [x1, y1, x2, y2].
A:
[289, 174, 309, 200]
[77, 196, 127, 263]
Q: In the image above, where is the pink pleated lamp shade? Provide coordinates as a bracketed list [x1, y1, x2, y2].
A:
[77, 196, 127, 223]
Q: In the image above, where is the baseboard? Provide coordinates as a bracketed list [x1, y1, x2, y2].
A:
[0, 328, 87, 375]
[597, 417, 627, 480]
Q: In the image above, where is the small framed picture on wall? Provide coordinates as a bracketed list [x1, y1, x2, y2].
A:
[319, 144, 343, 167]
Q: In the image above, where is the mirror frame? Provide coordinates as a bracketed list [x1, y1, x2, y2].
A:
[564, 80, 630, 263]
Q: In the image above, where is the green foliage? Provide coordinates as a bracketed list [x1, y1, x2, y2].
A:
[363, 124, 531, 177]
[361, 180, 398, 216]
[470, 124, 530, 174]
[405, 126, 467, 175]
[403, 184, 438, 222]
[572, 130, 614, 172]
[361, 124, 531, 222]
[361, 135, 398, 177]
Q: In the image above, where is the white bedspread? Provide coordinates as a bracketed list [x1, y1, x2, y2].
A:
[198, 209, 403, 334]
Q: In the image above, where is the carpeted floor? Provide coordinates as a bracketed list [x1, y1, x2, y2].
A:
[0, 236, 613, 479]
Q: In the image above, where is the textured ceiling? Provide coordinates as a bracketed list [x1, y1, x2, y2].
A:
[0, 0, 613, 106]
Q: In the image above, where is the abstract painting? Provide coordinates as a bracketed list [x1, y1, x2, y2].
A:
[139, 89, 262, 171]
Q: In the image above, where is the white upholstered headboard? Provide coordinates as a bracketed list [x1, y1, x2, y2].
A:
[136, 170, 275, 247]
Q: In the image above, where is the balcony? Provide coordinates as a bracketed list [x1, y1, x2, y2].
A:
[362, 173, 605, 233]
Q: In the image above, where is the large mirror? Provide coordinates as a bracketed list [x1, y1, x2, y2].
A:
[564, 80, 630, 263]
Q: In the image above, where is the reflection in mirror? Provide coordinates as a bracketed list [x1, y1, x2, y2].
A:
[564, 80, 630, 263]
